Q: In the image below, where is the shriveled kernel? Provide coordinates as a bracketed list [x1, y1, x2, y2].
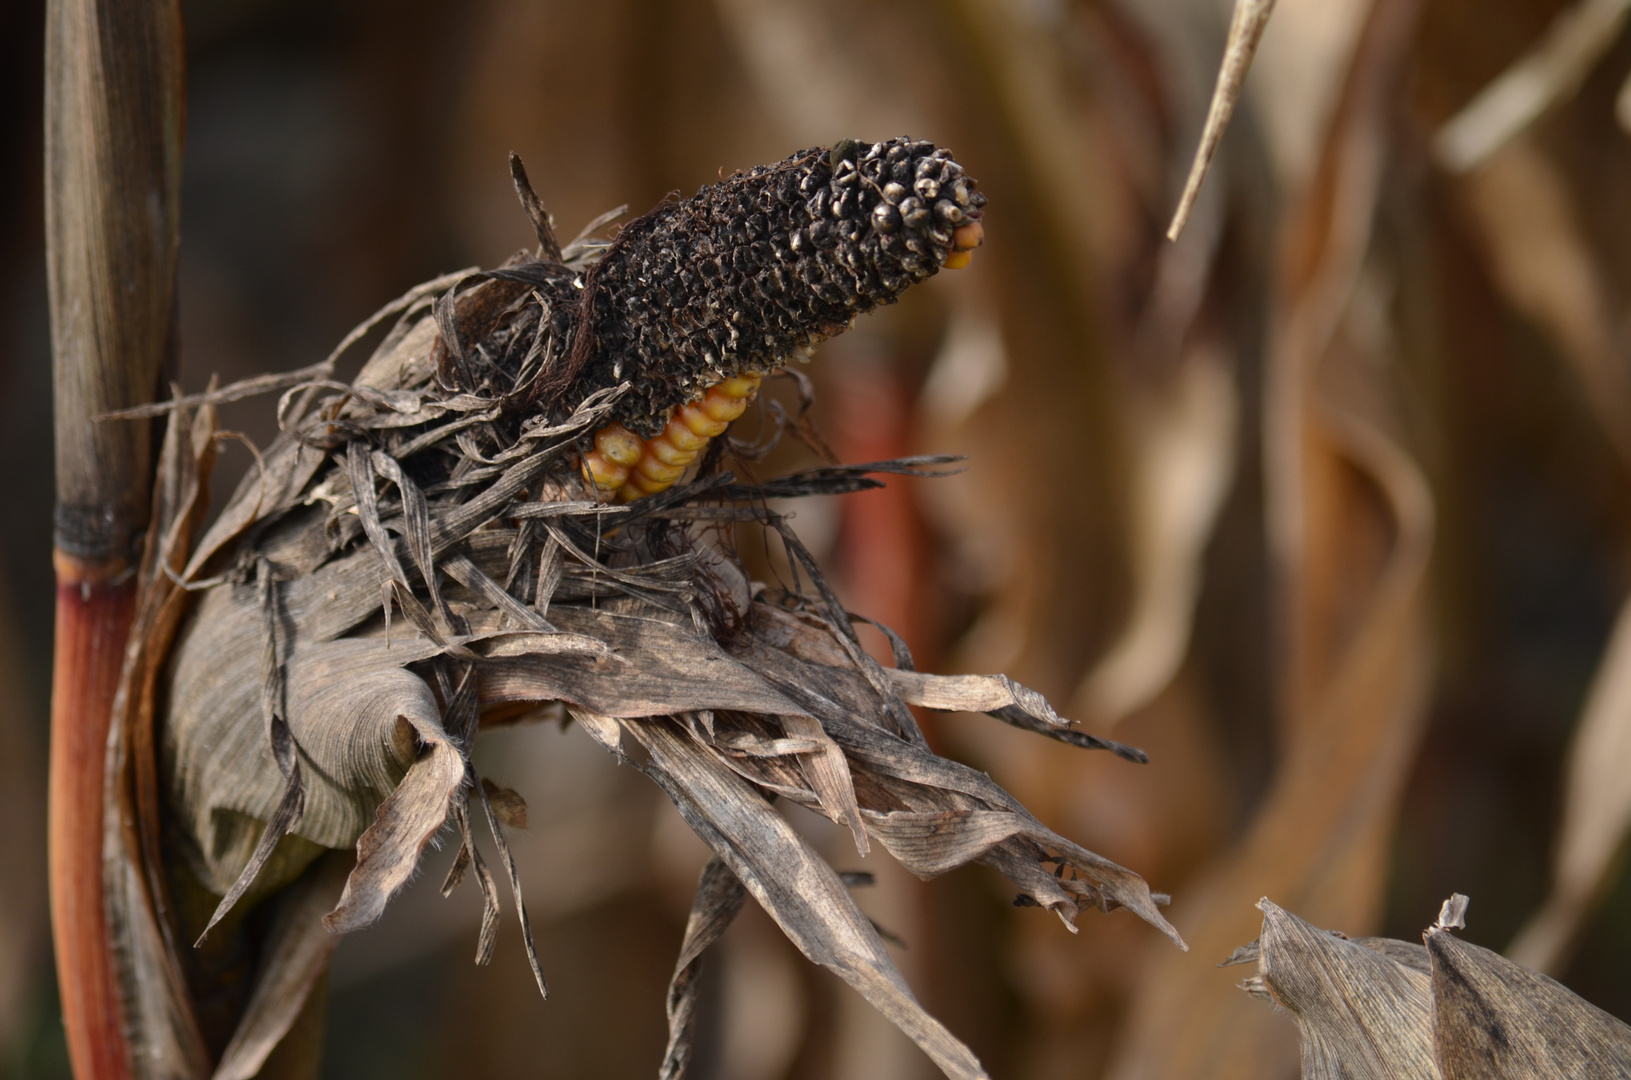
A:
[952, 221, 984, 252]
[679, 403, 730, 438]
[663, 415, 710, 452]
[595, 423, 642, 466]
[645, 435, 697, 467]
[941, 250, 973, 270]
[700, 392, 749, 423]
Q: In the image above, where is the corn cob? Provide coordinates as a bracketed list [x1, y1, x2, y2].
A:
[576, 136, 986, 499]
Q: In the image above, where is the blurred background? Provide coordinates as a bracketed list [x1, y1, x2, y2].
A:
[8, 0, 1631, 1076]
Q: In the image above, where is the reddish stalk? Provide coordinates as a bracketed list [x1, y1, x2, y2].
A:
[49, 552, 136, 1080]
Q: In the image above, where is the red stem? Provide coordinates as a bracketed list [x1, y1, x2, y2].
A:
[49, 551, 135, 1080]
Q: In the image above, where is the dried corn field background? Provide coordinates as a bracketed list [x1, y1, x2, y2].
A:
[10, 0, 1631, 1077]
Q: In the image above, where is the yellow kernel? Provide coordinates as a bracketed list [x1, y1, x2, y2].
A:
[700, 391, 749, 423]
[941, 250, 972, 270]
[594, 423, 641, 466]
[679, 403, 729, 438]
[663, 415, 709, 452]
[634, 455, 685, 485]
[645, 435, 697, 467]
[582, 451, 629, 490]
[715, 375, 761, 400]
[952, 221, 984, 251]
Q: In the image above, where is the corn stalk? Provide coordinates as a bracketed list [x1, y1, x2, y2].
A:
[46, 0, 183, 1077]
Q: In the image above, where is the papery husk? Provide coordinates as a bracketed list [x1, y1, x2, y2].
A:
[105, 162, 1183, 1080]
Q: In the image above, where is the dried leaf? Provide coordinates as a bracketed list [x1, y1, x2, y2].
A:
[1428, 917, 1631, 1077]
[1238, 895, 1631, 1077]
[480, 778, 529, 830]
[1510, 590, 1631, 972]
[626, 718, 992, 1080]
[1109, 0, 1436, 1075]
[1251, 898, 1440, 1080]
[321, 712, 464, 933]
[475, 763, 547, 999]
[210, 852, 351, 1080]
[1434, 0, 1631, 173]
[1167, 0, 1280, 240]
[659, 857, 747, 1080]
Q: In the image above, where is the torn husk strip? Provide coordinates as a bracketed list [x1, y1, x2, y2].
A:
[122, 146, 1173, 1080]
[1166, 0, 1279, 240]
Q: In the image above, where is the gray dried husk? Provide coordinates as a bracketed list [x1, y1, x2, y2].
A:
[1236, 897, 1631, 1079]
[104, 142, 1173, 1080]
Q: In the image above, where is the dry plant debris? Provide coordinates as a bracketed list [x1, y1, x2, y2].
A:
[1167, 0, 1279, 240]
[1233, 895, 1631, 1078]
[100, 142, 1182, 1080]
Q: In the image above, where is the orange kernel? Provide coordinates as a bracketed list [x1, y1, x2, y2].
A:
[952, 221, 984, 251]
[941, 250, 972, 270]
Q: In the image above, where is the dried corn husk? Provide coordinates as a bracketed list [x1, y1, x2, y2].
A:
[104, 155, 1183, 1080]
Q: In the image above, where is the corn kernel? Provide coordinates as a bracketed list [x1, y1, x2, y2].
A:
[941, 250, 972, 270]
[645, 435, 697, 467]
[952, 221, 984, 251]
[700, 391, 749, 423]
[635, 455, 685, 485]
[663, 415, 709, 452]
[595, 423, 642, 466]
[715, 375, 761, 399]
[679, 403, 729, 438]
[582, 451, 629, 490]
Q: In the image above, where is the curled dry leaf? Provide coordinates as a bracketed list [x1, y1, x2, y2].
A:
[106, 144, 1182, 1080]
